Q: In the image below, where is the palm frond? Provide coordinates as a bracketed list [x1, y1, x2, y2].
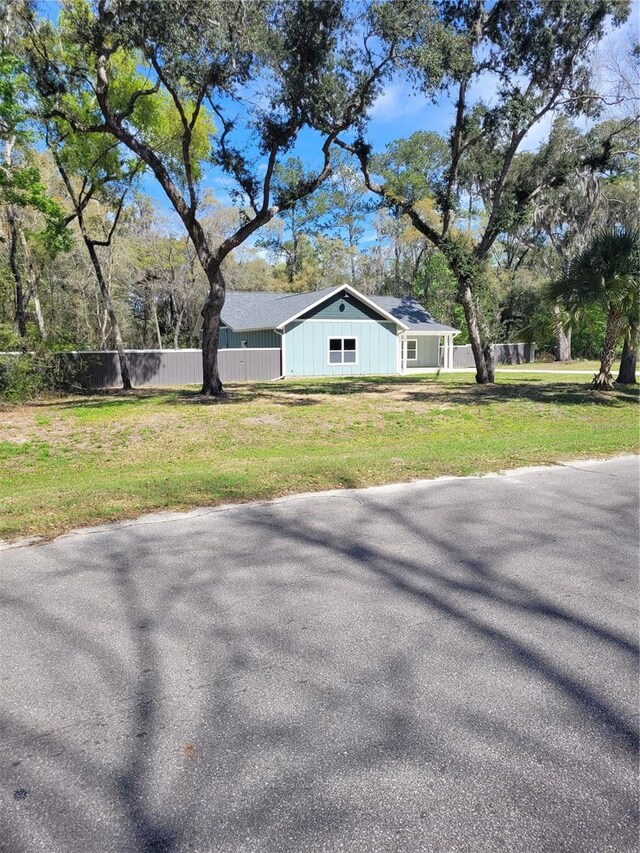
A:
[545, 225, 640, 318]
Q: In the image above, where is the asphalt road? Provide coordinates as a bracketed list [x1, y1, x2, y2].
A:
[1, 457, 638, 853]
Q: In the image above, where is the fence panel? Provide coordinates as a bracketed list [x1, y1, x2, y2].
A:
[447, 343, 535, 368]
[16, 348, 283, 389]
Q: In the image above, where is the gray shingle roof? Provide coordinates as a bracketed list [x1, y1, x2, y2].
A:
[220, 287, 336, 331]
[201, 286, 459, 333]
[369, 295, 460, 333]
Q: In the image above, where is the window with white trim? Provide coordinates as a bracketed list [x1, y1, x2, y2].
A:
[328, 336, 357, 365]
[406, 338, 418, 361]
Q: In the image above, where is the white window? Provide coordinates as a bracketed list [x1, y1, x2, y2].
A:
[406, 339, 418, 361]
[328, 337, 358, 365]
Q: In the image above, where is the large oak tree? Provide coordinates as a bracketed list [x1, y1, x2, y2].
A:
[338, 0, 630, 383]
[28, 0, 394, 395]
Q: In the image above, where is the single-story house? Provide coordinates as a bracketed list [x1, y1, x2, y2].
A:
[193, 284, 459, 380]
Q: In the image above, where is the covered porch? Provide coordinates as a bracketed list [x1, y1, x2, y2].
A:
[399, 331, 456, 373]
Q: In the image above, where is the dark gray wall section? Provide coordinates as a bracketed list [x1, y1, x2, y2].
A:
[51, 349, 282, 388]
[219, 328, 280, 348]
[300, 290, 386, 321]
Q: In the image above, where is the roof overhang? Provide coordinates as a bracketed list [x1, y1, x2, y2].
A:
[275, 284, 410, 331]
[399, 328, 461, 335]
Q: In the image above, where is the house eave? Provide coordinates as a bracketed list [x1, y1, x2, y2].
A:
[400, 328, 461, 335]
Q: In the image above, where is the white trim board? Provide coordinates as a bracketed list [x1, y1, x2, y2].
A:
[398, 330, 460, 336]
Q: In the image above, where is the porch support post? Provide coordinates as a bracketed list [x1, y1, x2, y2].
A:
[447, 335, 453, 369]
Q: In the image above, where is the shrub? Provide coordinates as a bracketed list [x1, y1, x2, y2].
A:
[0, 323, 23, 352]
[0, 349, 96, 402]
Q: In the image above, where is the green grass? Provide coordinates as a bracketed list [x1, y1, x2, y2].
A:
[1, 372, 638, 541]
[498, 359, 636, 372]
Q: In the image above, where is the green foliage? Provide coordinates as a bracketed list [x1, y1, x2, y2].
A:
[440, 234, 482, 284]
[499, 283, 555, 351]
[546, 226, 640, 319]
[0, 50, 70, 252]
[571, 305, 608, 360]
[0, 322, 22, 351]
[0, 353, 43, 401]
[372, 131, 449, 206]
[0, 47, 32, 139]
[0, 348, 97, 401]
[413, 250, 464, 336]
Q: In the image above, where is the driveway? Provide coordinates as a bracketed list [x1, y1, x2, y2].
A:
[1, 457, 638, 853]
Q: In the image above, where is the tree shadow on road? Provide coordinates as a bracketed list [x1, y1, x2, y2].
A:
[1, 469, 638, 850]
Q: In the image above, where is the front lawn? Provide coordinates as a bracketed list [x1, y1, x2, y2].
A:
[1, 373, 638, 541]
[498, 359, 637, 373]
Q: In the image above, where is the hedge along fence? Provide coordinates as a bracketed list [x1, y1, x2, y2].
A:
[0, 349, 105, 401]
[444, 343, 535, 369]
[0, 348, 283, 397]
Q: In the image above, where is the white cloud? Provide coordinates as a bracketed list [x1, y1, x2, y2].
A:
[520, 110, 555, 153]
[370, 82, 426, 121]
[466, 70, 503, 107]
[210, 175, 237, 188]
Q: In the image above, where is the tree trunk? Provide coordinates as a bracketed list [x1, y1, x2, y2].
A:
[593, 309, 623, 391]
[457, 281, 492, 384]
[394, 239, 401, 296]
[200, 266, 226, 397]
[84, 236, 133, 391]
[31, 287, 47, 342]
[348, 224, 357, 287]
[616, 328, 637, 385]
[152, 299, 163, 349]
[17, 225, 47, 341]
[289, 231, 298, 284]
[551, 302, 571, 361]
[173, 307, 185, 350]
[6, 206, 27, 338]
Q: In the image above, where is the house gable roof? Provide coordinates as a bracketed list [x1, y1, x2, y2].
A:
[194, 285, 459, 335]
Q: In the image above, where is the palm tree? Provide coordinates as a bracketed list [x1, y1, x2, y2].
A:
[546, 227, 639, 390]
[616, 308, 639, 385]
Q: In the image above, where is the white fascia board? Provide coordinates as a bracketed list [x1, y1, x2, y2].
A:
[275, 284, 409, 331]
[401, 328, 461, 335]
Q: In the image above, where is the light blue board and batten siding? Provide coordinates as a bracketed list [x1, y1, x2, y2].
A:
[218, 327, 280, 349]
[283, 320, 398, 376]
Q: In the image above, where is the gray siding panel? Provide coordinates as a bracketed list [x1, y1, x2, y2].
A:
[219, 349, 281, 381]
[44, 349, 281, 388]
[219, 328, 279, 348]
